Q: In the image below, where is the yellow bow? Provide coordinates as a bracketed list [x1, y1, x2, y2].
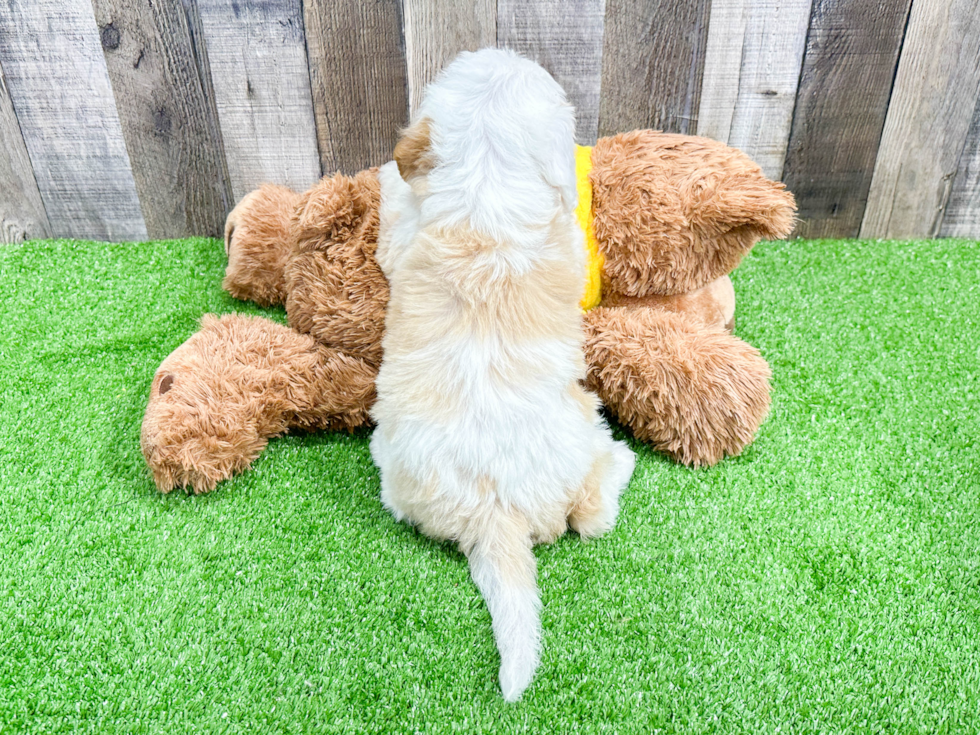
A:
[574, 145, 603, 312]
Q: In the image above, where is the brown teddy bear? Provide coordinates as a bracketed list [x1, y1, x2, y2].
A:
[141, 130, 795, 493]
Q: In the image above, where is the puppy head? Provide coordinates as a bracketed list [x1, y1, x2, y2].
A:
[529, 91, 578, 212]
[409, 49, 578, 213]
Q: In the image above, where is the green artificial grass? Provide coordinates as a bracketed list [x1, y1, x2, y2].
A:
[1, 235, 978, 733]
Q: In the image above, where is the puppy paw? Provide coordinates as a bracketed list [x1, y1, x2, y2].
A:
[568, 442, 634, 540]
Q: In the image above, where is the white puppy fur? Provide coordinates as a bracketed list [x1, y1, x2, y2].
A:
[371, 48, 635, 702]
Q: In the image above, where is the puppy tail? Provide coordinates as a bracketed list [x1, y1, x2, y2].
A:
[462, 508, 541, 703]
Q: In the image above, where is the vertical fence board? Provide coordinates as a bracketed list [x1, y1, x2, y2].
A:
[92, 0, 232, 238]
[697, 0, 812, 180]
[303, 0, 407, 174]
[782, 0, 912, 239]
[861, 0, 980, 239]
[0, 0, 146, 241]
[405, 0, 495, 118]
[198, 0, 321, 202]
[0, 0, 976, 242]
[941, 97, 980, 237]
[498, 0, 605, 144]
[598, 0, 711, 137]
[0, 61, 50, 244]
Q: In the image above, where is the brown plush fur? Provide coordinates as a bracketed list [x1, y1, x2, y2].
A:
[142, 130, 797, 491]
[599, 274, 736, 331]
[583, 307, 771, 467]
[285, 168, 389, 367]
[141, 314, 376, 493]
[591, 130, 796, 297]
[581, 132, 794, 463]
[223, 185, 302, 306]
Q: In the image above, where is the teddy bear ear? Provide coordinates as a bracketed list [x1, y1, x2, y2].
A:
[591, 131, 798, 296]
[394, 117, 434, 181]
[696, 175, 797, 241]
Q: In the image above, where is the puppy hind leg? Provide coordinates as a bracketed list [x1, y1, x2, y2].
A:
[606, 439, 637, 497]
[568, 440, 635, 540]
[369, 435, 414, 524]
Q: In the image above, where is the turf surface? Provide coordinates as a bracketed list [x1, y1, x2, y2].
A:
[1, 236, 978, 733]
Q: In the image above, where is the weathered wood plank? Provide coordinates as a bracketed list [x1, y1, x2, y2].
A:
[303, 0, 408, 174]
[697, 0, 812, 180]
[404, 0, 495, 117]
[782, 0, 913, 239]
[861, 0, 980, 239]
[92, 0, 232, 238]
[0, 0, 146, 241]
[598, 0, 711, 138]
[499, 0, 605, 144]
[0, 60, 51, 244]
[941, 96, 980, 237]
[197, 0, 321, 202]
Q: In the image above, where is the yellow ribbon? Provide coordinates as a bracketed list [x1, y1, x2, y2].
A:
[574, 145, 603, 311]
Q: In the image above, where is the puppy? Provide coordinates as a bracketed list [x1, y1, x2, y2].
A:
[370, 49, 635, 702]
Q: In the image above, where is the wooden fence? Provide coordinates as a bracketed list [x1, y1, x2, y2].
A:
[1, 0, 979, 243]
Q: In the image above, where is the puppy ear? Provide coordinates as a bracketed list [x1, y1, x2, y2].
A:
[532, 105, 578, 211]
[394, 118, 434, 180]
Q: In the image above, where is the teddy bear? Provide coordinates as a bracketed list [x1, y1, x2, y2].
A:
[140, 129, 795, 493]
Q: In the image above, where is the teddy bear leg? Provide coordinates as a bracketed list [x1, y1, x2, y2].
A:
[584, 306, 771, 467]
[223, 185, 303, 306]
[141, 313, 377, 493]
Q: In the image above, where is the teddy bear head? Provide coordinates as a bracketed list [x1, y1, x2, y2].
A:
[141, 315, 275, 493]
[590, 130, 796, 299]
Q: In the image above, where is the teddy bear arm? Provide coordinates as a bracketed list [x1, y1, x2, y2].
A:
[583, 305, 771, 467]
[299, 346, 378, 431]
[282, 167, 389, 366]
[599, 274, 736, 332]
